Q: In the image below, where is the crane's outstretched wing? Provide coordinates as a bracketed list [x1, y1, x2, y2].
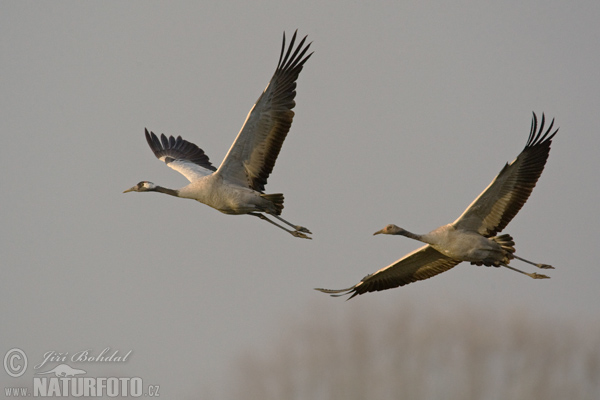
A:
[452, 113, 558, 237]
[216, 31, 313, 192]
[145, 129, 217, 182]
[315, 245, 460, 299]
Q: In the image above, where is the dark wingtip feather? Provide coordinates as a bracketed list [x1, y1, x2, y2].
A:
[526, 112, 559, 149]
[145, 129, 164, 159]
[314, 286, 359, 300]
[277, 30, 312, 71]
[143, 128, 217, 172]
[278, 31, 287, 70]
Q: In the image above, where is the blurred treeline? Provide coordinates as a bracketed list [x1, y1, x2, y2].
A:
[232, 301, 600, 400]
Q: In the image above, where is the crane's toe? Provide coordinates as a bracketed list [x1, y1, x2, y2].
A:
[291, 231, 312, 239]
[295, 226, 312, 234]
[537, 263, 554, 269]
[530, 273, 550, 279]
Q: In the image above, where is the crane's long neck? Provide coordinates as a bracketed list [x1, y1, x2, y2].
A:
[152, 186, 180, 197]
[402, 225, 453, 247]
[396, 229, 426, 242]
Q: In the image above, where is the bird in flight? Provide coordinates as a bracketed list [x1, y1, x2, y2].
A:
[316, 113, 558, 298]
[124, 31, 313, 239]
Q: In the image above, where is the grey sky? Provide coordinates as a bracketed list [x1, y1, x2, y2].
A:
[2, 1, 599, 398]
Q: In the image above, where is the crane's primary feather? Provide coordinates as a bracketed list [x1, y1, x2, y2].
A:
[452, 113, 558, 237]
[216, 30, 313, 192]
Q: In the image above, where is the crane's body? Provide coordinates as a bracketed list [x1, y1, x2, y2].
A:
[408, 225, 508, 264]
[317, 113, 558, 298]
[132, 176, 278, 216]
[124, 31, 313, 239]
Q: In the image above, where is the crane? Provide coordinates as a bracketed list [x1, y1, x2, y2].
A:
[316, 113, 558, 298]
[124, 31, 313, 239]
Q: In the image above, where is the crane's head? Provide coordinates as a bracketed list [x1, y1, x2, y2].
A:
[373, 224, 405, 236]
[123, 181, 156, 193]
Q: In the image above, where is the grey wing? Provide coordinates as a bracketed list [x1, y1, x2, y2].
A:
[216, 31, 313, 191]
[315, 245, 461, 299]
[145, 129, 217, 182]
[452, 113, 558, 237]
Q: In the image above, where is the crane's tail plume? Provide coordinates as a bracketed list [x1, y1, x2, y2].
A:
[471, 234, 515, 266]
[256, 193, 312, 238]
[261, 193, 284, 215]
[492, 234, 515, 257]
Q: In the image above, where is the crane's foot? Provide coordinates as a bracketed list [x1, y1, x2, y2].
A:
[537, 263, 554, 269]
[291, 231, 312, 240]
[294, 225, 312, 234]
[529, 273, 550, 279]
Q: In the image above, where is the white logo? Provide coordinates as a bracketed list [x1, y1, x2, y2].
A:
[36, 363, 86, 377]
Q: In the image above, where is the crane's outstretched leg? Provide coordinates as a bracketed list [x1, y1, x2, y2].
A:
[268, 213, 312, 234]
[500, 263, 550, 279]
[513, 255, 554, 269]
[249, 213, 311, 239]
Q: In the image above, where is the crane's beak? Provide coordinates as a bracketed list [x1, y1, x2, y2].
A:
[123, 186, 136, 193]
[373, 229, 384, 236]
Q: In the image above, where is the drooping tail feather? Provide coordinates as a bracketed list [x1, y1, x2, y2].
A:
[472, 234, 515, 266]
[492, 234, 515, 257]
[261, 193, 284, 215]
